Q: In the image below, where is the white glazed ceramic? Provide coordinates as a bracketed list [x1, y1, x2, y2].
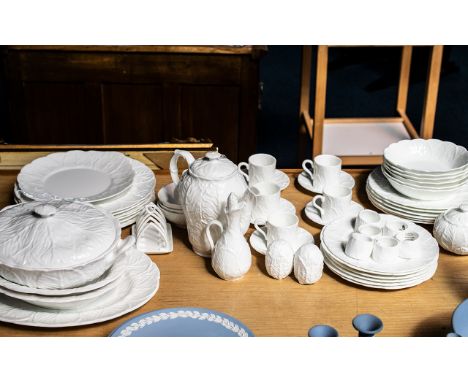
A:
[254, 212, 299, 248]
[0, 201, 122, 289]
[157, 201, 187, 228]
[250, 181, 281, 224]
[372, 237, 400, 265]
[396, 232, 422, 259]
[206, 194, 252, 280]
[345, 233, 374, 260]
[382, 219, 409, 237]
[357, 224, 382, 240]
[18, 151, 135, 203]
[382, 166, 462, 200]
[311, 186, 353, 222]
[383, 162, 468, 186]
[321, 214, 438, 275]
[354, 209, 381, 232]
[0, 246, 159, 327]
[15, 157, 156, 228]
[134, 203, 172, 254]
[302, 155, 342, 193]
[265, 240, 294, 280]
[322, 247, 437, 290]
[157, 182, 182, 210]
[366, 168, 468, 223]
[384, 139, 468, 174]
[170, 149, 251, 257]
[0, 236, 133, 296]
[297, 170, 354, 194]
[304, 200, 363, 226]
[249, 227, 314, 255]
[238, 153, 277, 186]
[251, 198, 295, 224]
[271, 170, 290, 191]
[434, 204, 468, 255]
[383, 158, 468, 180]
[293, 243, 324, 285]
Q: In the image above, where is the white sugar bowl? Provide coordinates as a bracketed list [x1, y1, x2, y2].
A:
[434, 204, 468, 255]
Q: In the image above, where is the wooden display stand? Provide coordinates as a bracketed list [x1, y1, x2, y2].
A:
[299, 46, 444, 166]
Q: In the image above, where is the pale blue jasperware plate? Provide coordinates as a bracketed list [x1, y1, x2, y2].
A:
[109, 307, 254, 337]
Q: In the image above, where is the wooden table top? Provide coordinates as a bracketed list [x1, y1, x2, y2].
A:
[0, 168, 466, 337]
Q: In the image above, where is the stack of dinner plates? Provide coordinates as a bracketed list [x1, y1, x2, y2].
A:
[367, 139, 468, 224]
[13, 150, 156, 227]
[0, 201, 160, 327]
[320, 214, 439, 289]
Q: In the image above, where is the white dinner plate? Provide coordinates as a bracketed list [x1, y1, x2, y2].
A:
[18, 151, 135, 203]
[0, 246, 159, 327]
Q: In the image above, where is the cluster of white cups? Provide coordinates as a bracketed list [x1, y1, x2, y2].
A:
[303, 154, 354, 222]
[345, 209, 421, 264]
[239, 153, 285, 224]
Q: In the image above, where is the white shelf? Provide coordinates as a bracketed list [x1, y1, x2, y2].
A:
[322, 121, 411, 156]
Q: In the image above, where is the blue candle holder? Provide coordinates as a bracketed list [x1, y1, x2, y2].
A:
[452, 299, 468, 337]
[308, 324, 339, 337]
[352, 313, 383, 337]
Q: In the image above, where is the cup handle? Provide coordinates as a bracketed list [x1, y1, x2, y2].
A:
[302, 159, 315, 181]
[311, 195, 325, 217]
[254, 219, 268, 242]
[206, 220, 224, 252]
[238, 162, 249, 182]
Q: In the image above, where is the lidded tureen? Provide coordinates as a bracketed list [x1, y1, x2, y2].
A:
[434, 204, 468, 255]
[170, 149, 252, 256]
[0, 200, 122, 288]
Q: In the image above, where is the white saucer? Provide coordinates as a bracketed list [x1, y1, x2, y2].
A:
[250, 198, 296, 224]
[297, 171, 355, 194]
[273, 170, 290, 190]
[304, 200, 364, 226]
[249, 226, 315, 255]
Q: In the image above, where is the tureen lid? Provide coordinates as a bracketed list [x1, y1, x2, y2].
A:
[0, 201, 120, 270]
[189, 150, 238, 180]
[442, 203, 468, 226]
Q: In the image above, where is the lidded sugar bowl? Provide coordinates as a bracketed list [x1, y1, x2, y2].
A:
[0, 200, 122, 288]
[434, 204, 468, 255]
[170, 149, 252, 256]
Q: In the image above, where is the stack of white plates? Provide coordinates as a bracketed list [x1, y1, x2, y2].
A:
[320, 214, 439, 289]
[14, 151, 156, 227]
[366, 168, 468, 224]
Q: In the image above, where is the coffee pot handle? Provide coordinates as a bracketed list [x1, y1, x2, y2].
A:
[206, 220, 224, 252]
[238, 162, 249, 182]
[170, 149, 195, 186]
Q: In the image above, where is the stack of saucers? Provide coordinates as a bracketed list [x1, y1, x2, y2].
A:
[320, 214, 439, 290]
[367, 139, 468, 224]
[156, 182, 186, 228]
[0, 200, 160, 328]
[13, 150, 156, 227]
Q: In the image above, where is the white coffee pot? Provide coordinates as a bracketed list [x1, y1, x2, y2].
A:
[170, 149, 252, 257]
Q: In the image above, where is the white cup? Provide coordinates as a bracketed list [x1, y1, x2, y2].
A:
[311, 186, 352, 222]
[383, 220, 410, 237]
[396, 231, 421, 259]
[372, 236, 401, 264]
[250, 182, 281, 224]
[302, 154, 342, 192]
[345, 233, 374, 260]
[254, 212, 299, 247]
[238, 153, 276, 186]
[355, 209, 381, 232]
[358, 224, 382, 240]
